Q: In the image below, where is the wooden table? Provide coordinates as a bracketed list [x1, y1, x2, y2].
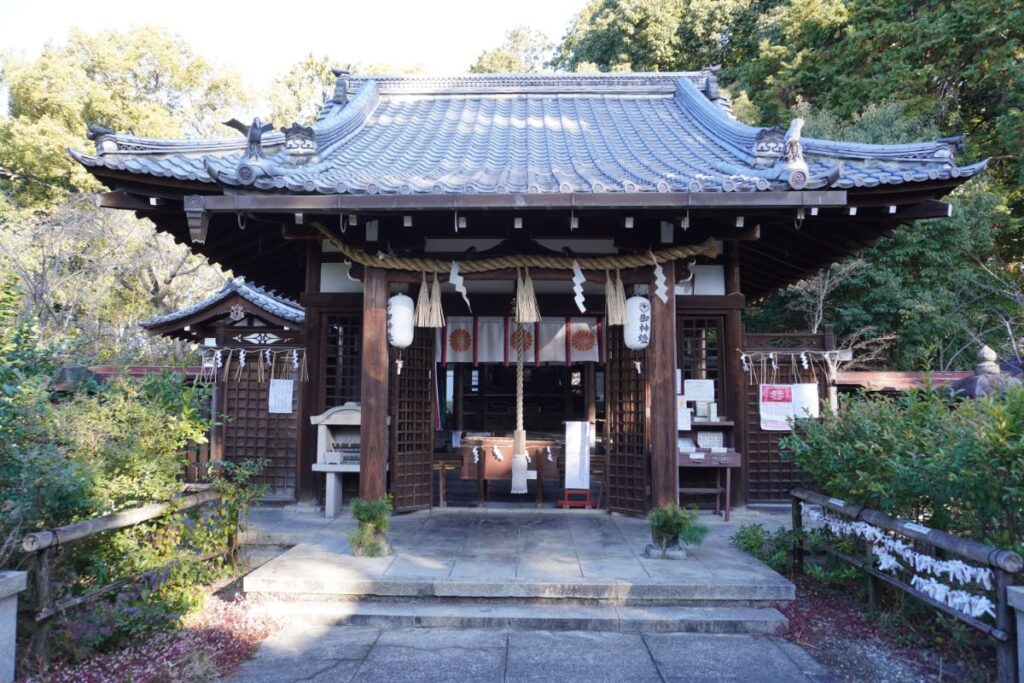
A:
[677, 450, 742, 522]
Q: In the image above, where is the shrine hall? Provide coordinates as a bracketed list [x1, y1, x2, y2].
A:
[72, 70, 984, 514]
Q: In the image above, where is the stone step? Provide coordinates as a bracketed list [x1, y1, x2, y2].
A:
[257, 600, 789, 635]
[243, 574, 795, 604]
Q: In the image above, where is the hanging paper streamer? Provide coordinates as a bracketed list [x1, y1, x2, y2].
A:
[239, 349, 246, 368]
[291, 349, 299, 370]
[450, 261, 471, 312]
[571, 260, 586, 313]
[650, 252, 669, 304]
[492, 444, 503, 461]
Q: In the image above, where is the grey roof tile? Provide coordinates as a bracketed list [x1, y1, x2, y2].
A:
[73, 72, 985, 195]
[141, 278, 304, 329]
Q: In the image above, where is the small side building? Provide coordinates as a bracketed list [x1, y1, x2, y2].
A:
[142, 278, 305, 500]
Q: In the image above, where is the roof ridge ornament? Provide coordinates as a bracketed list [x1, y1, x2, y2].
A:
[781, 118, 809, 189]
[331, 69, 351, 105]
[281, 122, 318, 165]
[224, 117, 275, 185]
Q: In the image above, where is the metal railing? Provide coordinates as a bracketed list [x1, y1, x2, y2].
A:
[791, 487, 1022, 682]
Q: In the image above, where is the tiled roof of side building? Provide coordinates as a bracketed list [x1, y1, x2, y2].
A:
[71, 71, 986, 196]
[140, 277, 304, 329]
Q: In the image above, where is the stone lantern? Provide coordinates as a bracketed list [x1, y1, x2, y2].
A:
[948, 346, 1022, 398]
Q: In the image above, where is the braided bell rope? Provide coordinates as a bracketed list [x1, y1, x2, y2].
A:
[311, 222, 719, 272]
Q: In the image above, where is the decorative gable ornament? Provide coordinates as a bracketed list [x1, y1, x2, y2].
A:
[228, 303, 246, 322]
[752, 126, 784, 169]
[281, 123, 318, 165]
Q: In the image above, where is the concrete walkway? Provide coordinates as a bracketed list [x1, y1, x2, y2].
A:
[241, 508, 793, 595]
[224, 625, 831, 682]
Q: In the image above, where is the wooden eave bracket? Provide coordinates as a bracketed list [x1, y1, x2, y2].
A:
[185, 196, 210, 243]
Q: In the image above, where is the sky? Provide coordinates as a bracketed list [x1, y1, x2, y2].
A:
[0, 0, 585, 95]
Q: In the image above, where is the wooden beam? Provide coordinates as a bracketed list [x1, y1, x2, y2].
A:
[649, 260, 677, 507]
[359, 267, 389, 501]
[186, 190, 849, 214]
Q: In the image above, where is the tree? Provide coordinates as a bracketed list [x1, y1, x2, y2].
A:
[470, 26, 553, 73]
[747, 104, 1013, 370]
[553, 0, 757, 72]
[0, 26, 249, 209]
[267, 54, 337, 126]
[0, 197, 225, 363]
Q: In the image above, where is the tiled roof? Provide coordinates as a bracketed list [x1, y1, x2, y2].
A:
[71, 71, 985, 196]
[141, 278, 304, 329]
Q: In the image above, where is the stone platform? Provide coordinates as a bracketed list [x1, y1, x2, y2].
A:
[241, 509, 793, 634]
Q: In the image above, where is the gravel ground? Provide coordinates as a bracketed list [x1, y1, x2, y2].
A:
[779, 574, 988, 682]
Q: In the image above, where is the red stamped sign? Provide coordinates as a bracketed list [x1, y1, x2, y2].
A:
[761, 385, 792, 403]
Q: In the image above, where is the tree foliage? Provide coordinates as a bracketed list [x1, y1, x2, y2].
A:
[470, 26, 553, 73]
[553, 0, 1023, 369]
[1, 26, 249, 208]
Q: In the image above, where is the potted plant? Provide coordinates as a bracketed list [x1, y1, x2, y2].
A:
[347, 495, 393, 557]
[646, 503, 709, 559]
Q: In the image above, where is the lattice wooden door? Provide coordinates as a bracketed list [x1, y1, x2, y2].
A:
[743, 333, 825, 501]
[389, 330, 435, 512]
[605, 331, 648, 513]
[220, 362, 298, 499]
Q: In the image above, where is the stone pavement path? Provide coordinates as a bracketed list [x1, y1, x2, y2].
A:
[224, 625, 832, 682]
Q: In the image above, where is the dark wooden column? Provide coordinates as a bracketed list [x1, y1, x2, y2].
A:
[359, 266, 389, 500]
[724, 241, 747, 506]
[297, 241, 322, 501]
[649, 260, 677, 507]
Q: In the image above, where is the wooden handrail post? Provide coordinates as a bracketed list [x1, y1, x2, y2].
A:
[791, 493, 804, 574]
[29, 547, 54, 669]
[995, 568, 1017, 683]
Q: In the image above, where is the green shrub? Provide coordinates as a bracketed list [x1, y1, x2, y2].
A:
[647, 503, 709, 549]
[782, 386, 1024, 554]
[348, 496, 392, 556]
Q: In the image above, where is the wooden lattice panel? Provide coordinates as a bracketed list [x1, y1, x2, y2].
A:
[390, 331, 435, 512]
[678, 316, 726, 407]
[221, 362, 298, 498]
[605, 332, 648, 513]
[323, 312, 362, 408]
[743, 361, 817, 501]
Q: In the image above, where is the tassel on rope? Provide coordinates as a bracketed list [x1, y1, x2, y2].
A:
[605, 269, 627, 325]
[426, 273, 445, 327]
[414, 272, 431, 327]
[515, 267, 541, 324]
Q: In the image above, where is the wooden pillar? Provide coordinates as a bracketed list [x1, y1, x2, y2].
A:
[359, 266, 389, 500]
[298, 241, 322, 501]
[724, 241, 747, 507]
[649, 260, 677, 507]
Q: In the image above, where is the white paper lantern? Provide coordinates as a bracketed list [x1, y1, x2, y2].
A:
[387, 294, 415, 349]
[624, 295, 652, 350]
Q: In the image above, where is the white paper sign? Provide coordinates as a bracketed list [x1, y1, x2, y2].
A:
[268, 379, 294, 414]
[564, 421, 591, 490]
[683, 379, 715, 402]
[677, 398, 691, 431]
[759, 384, 793, 431]
[792, 383, 821, 419]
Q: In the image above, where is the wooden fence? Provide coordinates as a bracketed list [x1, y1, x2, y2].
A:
[19, 490, 226, 670]
[791, 488, 1022, 682]
[182, 441, 211, 483]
